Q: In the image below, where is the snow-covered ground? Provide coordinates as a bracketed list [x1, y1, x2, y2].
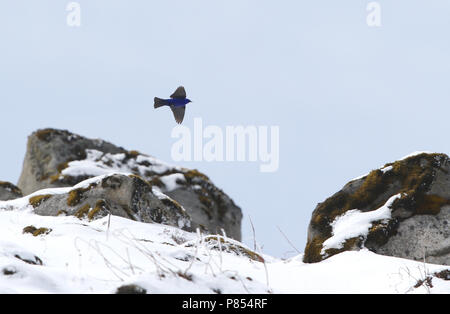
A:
[0, 205, 448, 293]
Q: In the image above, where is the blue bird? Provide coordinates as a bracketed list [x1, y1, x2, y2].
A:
[154, 86, 192, 124]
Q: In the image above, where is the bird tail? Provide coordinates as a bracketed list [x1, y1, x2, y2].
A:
[154, 97, 167, 109]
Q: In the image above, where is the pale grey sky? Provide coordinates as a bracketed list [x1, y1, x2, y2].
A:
[1, 1, 449, 257]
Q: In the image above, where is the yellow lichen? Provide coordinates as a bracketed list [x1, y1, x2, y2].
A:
[29, 194, 52, 208]
[126, 150, 141, 159]
[304, 153, 450, 263]
[67, 184, 96, 207]
[23, 225, 52, 236]
[87, 199, 109, 221]
[33, 228, 52, 236]
[74, 204, 91, 219]
[183, 169, 210, 182]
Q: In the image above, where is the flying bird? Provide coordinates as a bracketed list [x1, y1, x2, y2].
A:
[154, 86, 192, 124]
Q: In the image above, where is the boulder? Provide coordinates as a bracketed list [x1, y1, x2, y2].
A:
[115, 284, 147, 294]
[28, 173, 192, 230]
[304, 152, 450, 265]
[17, 128, 242, 239]
[0, 181, 23, 201]
[17, 128, 125, 194]
[163, 170, 242, 239]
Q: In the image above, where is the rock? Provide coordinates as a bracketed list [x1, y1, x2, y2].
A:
[18, 128, 242, 239]
[2, 266, 17, 276]
[14, 253, 43, 266]
[29, 173, 192, 231]
[304, 152, 450, 265]
[22, 225, 52, 237]
[0, 181, 23, 201]
[115, 284, 147, 294]
[164, 170, 242, 239]
[17, 128, 125, 195]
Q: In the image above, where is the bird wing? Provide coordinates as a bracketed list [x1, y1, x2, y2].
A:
[170, 105, 186, 124]
[170, 86, 186, 99]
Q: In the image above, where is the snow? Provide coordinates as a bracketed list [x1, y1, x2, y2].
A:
[267, 249, 449, 294]
[0, 197, 448, 293]
[321, 194, 402, 253]
[0, 174, 114, 213]
[60, 149, 180, 179]
[159, 173, 186, 192]
[135, 154, 179, 174]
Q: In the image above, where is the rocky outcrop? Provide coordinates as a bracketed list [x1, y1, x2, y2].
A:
[17, 129, 126, 194]
[17, 128, 242, 239]
[28, 173, 192, 231]
[164, 171, 242, 239]
[0, 181, 23, 201]
[304, 152, 450, 265]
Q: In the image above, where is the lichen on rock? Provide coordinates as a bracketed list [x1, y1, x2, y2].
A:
[29, 194, 52, 208]
[304, 152, 450, 265]
[28, 173, 193, 231]
[17, 128, 243, 240]
[23, 225, 52, 237]
[0, 181, 23, 201]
